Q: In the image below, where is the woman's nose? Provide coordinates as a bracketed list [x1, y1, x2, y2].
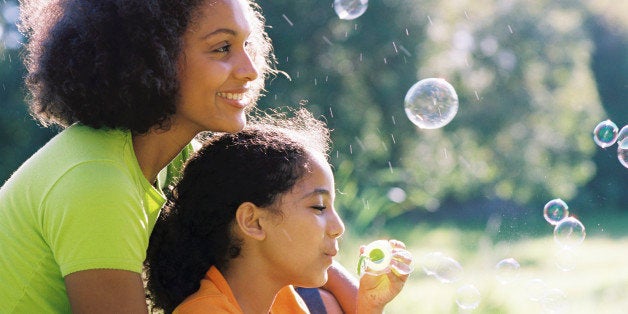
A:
[234, 48, 259, 82]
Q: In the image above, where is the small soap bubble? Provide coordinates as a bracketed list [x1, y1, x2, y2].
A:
[543, 198, 569, 225]
[387, 187, 407, 203]
[593, 119, 619, 148]
[456, 284, 481, 310]
[404, 78, 459, 129]
[524, 278, 549, 302]
[421, 252, 463, 283]
[495, 258, 520, 284]
[333, 0, 368, 20]
[540, 288, 568, 313]
[618, 138, 628, 169]
[554, 247, 576, 272]
[617, 125, 628, 144]
[554, 217, 586, 248]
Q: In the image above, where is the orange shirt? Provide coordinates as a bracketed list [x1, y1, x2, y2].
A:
[174, 266, 310, 314]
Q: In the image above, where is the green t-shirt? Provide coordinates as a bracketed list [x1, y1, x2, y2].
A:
[0, 124, 194, 313]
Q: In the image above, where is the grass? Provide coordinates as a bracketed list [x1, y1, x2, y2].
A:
[334, 211, 628, 313]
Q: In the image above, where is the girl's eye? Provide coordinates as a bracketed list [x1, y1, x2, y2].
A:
[312, 205, 326, 212]
[214, 44, 231, 53]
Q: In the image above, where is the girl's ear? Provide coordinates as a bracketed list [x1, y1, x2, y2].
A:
[235, 202, 266, 241]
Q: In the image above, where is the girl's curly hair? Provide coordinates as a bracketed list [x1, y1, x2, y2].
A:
[144, 108, 330, 313]
[18, 0, 276, 133]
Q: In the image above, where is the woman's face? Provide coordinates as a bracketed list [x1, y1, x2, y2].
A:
[174, 0, 259, 136]
[260, 152, 346, 288]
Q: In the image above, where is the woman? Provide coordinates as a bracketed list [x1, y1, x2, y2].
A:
[0, 0, 355, 312]
[145, 109, 413, 313]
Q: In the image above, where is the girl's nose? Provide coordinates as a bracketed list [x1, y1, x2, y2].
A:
[327, 208, 345, 239]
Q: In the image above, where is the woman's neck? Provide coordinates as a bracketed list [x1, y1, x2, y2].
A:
[132, 125, 196, 183]
[223, 258, 285, 314]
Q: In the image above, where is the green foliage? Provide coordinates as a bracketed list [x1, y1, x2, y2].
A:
[0, 49, 56, 183]
[258, 0, 624, 232]
[0, 1, 625, 227]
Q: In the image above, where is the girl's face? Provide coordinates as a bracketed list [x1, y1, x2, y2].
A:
[174, 0, 259, 136]
[260, 152, 346, 288]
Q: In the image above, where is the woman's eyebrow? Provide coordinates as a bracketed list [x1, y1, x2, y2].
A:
[201, 28, 237, 40]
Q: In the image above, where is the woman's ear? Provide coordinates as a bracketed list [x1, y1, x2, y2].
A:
[235, 202, 266, 241]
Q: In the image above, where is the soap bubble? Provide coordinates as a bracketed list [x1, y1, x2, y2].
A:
[524, 278, 549, 302]
[617, 125, 628, 144]
[543, 198, 569, 225]
[540, 288, 568, 313]
[358, 240, 392, 276]
[618, 138, 628, 169]
[495, 258, 520, 284]
[456, 284, 481, 310]
[421, 252, 463, 283]
[593, 119, 619, 148]
[358, 240, 414, 277]
[333, 0, 368, 20]
[554, 217, 586, 248]
[404, 78, 459, 129]
[554, 247, 576, 272]
[387, 187, 407, 203]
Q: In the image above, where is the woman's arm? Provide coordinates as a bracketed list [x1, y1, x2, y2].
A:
[322, 260, 359, 313]
[65, 269, 148, 314]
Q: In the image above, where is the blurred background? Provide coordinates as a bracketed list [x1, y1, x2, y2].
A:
[1, 0, 626, 312]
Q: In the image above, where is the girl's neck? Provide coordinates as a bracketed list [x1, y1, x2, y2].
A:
[223, 259, 285, 314]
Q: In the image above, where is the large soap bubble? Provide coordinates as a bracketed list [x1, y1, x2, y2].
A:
[495, 257, 520, 284]
[404, 78, 459, 129]
[456, 284, 481, 310]
[421, 251, 463, 283]
[554, 217, 586, 248]
[333, 0, 368, 20]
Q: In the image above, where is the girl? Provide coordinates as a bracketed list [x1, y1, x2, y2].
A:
[145, 109, 413, 313]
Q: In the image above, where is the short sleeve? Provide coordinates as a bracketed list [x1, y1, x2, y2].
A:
[41, 161, 149, 276]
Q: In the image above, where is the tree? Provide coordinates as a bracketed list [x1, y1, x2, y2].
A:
[258, 0, 613, 231]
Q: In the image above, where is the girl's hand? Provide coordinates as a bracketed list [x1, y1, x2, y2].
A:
[356, 239, 413, 313]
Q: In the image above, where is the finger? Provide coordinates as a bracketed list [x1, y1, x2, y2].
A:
[392, 249, 413, 265]
[390, 250, 414, 277]
[388, 239, 407, 249]
[390, 259, 413, 279]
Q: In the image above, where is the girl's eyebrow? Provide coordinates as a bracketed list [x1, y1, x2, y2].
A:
[301, 188, 331, 200]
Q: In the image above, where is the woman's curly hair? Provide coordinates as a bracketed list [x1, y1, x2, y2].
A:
[18, 0, 276, 133]
[144, 108, 330, 313]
